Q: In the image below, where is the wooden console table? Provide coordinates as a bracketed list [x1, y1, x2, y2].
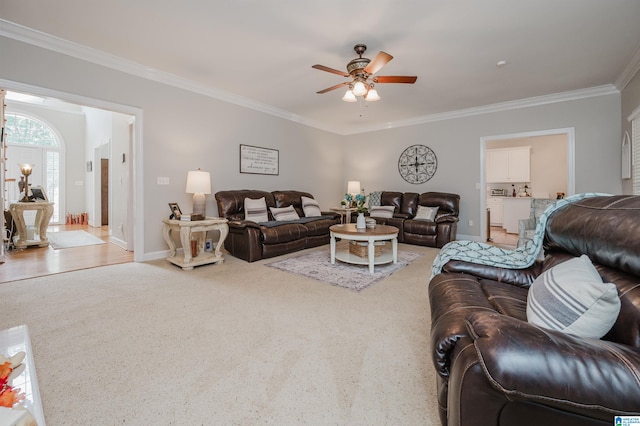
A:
[9, 201, 54, 249]
[162, 217, 229, 270]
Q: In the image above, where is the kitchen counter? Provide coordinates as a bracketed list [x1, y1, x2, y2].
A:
[502, 197, 532, 233]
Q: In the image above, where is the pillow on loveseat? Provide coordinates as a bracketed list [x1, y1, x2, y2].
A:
[369, 205, 395, 218]
[244, 197, 269, 222]
[301, 196, 321, 217]
[526, 254, 620, 339]
[414, 205, 439, 221]
[270, 205, 300, 221]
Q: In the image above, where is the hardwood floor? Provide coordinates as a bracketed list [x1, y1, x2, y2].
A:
[0, 224, 133, 283]
[488, 226, 518, 248]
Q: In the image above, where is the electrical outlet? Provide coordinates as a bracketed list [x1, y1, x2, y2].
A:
[157, 177, 170, 185]
[468, 220, 473, 226]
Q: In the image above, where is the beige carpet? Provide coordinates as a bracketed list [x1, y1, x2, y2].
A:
[47, 230, 105, 249]
[0, 244, 441, 425]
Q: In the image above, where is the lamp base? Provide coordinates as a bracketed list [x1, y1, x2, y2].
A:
[192, 193, 206, 217]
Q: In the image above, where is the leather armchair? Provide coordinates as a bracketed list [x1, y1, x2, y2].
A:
[429, 195, 640, 425]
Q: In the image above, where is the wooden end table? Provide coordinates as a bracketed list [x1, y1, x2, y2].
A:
[330, 223, 399, 273]
[330, 207, 357, 224]
[162, 217, 229, 270]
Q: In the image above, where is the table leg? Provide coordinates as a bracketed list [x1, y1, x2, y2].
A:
[215, 224, 228, 260]
[35, 204, 53, 246]
[10, 208, 27, 249]
[392, 237, 398, 264]
[368, 237, 375, 273]
[330, 233, 336, 264]
[162, 224, 177, 256]
[179, 227, 193, 264]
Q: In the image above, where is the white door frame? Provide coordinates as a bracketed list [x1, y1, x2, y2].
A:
[1, 78, 145, 262]
[479, 127, 575, 243]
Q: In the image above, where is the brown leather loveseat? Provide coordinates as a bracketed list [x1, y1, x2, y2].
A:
[368, 191, 459, 248]
[429, 195, 640, 425]
[215, 190, 341, 262]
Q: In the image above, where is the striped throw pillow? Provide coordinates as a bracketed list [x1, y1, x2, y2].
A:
[526, 255, 620, 338]
[414, 205, 439, 221]
[244, 197, 269, 222]
[301, 196, 322, 217]
[369, 205, 395, 218]
[270, 205, 300, 221]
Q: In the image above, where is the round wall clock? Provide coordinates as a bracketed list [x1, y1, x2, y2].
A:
[398, 144, 438, 184]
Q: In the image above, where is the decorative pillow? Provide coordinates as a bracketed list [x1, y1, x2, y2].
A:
[526, 255, 620, 339]
[244, 197, 269, 223]
[414, 205, 439, 221]
[270, 205, 300, 221]
[368, 191, 382, 209]
[301, 196, 321, 217]
[369, 205, 395, 218]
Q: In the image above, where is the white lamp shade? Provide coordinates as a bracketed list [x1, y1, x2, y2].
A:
[347, 180, 361, 195]
[342, 89, 357, 102]
[185, 169, 211, 194]
[365, 89, 380, 101]
[352, 81, 367, 96]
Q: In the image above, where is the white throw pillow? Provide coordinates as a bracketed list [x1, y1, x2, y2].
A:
[244, 197, 269, 223]
[526, 255, 620, 339]
[270, 205, 300, 221]
[414, 205, 439, 221]
[369, 205, 395, 218]
[301, 196, 322, 217]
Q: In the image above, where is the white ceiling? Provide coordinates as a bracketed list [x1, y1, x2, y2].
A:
[2, 0, 640, 134]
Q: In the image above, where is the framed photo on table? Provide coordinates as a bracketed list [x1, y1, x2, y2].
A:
[29, 186, 48, 201]
[168, 202, 182, 219]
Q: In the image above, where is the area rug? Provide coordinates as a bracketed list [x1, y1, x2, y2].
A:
[47, 230, 105, 249]
[266, 247, 423, 292]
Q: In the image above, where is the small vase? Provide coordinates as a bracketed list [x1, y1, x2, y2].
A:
[356, 212, 366, 230]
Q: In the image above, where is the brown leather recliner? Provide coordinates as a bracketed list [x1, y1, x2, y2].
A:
[369, 191, 460, 248]
[428, 195, 640, 425]
[215, 189, 341, 262]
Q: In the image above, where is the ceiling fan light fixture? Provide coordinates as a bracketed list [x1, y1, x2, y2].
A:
[342, 89, 357, 102]
[365, 88, 380, 102]
[352, 80, 368, 97]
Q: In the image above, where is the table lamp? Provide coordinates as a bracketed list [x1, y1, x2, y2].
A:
[19, 163, 33, 202]
[185, 168, 211, 216]
[347, 180, 360, 197]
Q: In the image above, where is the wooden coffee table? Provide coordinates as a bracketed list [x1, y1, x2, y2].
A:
[330, 224, 399, 273]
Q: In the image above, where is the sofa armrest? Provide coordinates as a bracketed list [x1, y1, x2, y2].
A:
[435, 214, 458, 224]
[518, 218, 535, 236]
[466, 312, 640, 413]
[442, 259, 542, 288]
[228, 220, 263, 230]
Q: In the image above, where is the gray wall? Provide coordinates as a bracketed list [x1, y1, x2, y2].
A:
[622, 69, 640, 194]
[0, 34, 630, 254]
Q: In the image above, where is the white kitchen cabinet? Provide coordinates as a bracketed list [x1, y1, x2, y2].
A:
[486, 147, 530, 183]
[502, 197, 531, 234]
[486, 197, 503, 225]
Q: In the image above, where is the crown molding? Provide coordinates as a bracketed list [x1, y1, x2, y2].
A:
[0, 19, 340, 134]
[0, 19, 623, 137]
[615, 41, 640, 91]
[340, 85, 620, 135]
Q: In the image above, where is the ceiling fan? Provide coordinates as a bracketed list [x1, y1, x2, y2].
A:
[312, 44, 417, 102]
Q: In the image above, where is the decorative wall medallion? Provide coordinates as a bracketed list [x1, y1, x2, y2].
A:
[398, 144, 437, 184]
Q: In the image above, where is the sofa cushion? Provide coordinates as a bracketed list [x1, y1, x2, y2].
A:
[526, 255, 621, 339]
[301, 196, 321, 217]
[270, 205, 300, 221]
[414, 205, 439, 221]
[244, 197, 269, 222]
[369, 205, 395, 218]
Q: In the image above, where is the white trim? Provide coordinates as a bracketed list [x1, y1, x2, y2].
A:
[0, 78, 145, 262]
[615, 41, 640, 91]
[0, 19, 622, 136]
[479, 128, 575, 243]
[628, 103, 640, 122]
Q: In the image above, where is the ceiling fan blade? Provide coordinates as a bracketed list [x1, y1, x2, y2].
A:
[316, 81, 350, 94]
[374, 76, 418, 84]
[363, 51, 393, 75]
[312, 64, 349, 77]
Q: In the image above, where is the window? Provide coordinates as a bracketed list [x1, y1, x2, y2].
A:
[5, 113, 63, 222]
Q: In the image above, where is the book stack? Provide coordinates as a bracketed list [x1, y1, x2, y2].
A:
[180, 213, 205, 221]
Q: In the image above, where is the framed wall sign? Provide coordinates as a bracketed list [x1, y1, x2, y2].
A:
[240, 144, 279, 175]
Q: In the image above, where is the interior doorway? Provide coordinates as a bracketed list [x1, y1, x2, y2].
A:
[479, 128, 575, 243]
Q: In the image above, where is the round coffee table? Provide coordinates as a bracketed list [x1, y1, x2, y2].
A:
[329, 224, 399, 273]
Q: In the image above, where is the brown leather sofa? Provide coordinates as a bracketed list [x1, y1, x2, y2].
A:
[428, 195, 640, 425]
[368, 191, 460, 248]
[215, 190, 341, 262]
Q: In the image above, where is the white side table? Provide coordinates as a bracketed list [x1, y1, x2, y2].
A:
[9, 202, 54, 249]
[330, 207, 357, 224]
[162, 217, 229, 270]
